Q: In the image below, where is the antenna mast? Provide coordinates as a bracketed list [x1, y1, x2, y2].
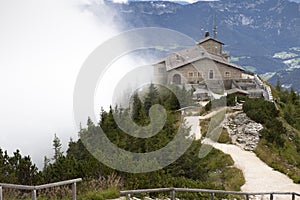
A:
[213, 15, 217, 39]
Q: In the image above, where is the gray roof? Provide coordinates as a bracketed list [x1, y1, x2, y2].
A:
[160, 45, 245, 72]
[197, 36, 224, 45]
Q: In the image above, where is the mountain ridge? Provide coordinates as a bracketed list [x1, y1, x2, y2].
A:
[95, 0, 300, 88]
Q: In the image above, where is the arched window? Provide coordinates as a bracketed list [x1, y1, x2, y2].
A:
[173, 74, 181, 84]
[209, 70, 214, 79]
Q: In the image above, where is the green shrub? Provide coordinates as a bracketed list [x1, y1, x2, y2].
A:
[243, 98, 279, 124]
[80, 188, 119, 200]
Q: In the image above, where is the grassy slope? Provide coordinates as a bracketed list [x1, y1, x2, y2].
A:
[253, 82, 300, 183]
[254, 118, 300, 183]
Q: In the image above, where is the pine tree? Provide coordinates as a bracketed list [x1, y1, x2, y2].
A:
[290, 87, 298, 104]
[16, 156, 38, 185]
[132, 92, 143, 122]
[144, 83, 159, 116]
[43, 156, 50, 171]
[53, 134, 63, 162]
[276, 79, 281, 92]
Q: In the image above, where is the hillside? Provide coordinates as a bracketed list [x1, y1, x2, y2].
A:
[0, 84, 245, 199]
[1, 83, 299, 199]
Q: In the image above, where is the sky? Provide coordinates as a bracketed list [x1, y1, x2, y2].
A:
[0, 0, 122, 168]
[0, 0, 154, 169]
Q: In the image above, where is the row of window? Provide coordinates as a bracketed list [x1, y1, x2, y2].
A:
[188, 72, 202, 78]
[188, 70, 231, 79]
[159, 67, 231, 79]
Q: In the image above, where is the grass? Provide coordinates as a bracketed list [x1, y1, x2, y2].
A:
[254, 120, 300, 184]
[1, 174, 122, 200]
[3, 187, 120, 200]
[78, 187, 119, 200]
[218, 128, 232, 144]
[243, 66, 257, 72]
[2, 187, 120, 200]
[260, 72, 276, 81]
[230, 56, 239, 62]
[204, 147, 245, 192]
[255, 139, 300, 183]
[200, 111, 231, 144]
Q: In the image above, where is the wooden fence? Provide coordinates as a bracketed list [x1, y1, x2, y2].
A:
[120, 188, 300, 200]
[0, 178, 82, 200]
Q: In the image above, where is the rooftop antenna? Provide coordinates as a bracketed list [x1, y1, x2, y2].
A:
[213, 14, 217, 39]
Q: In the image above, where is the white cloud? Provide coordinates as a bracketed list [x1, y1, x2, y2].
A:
[112, 0, 129, 4]
[0, 0, 118, 168]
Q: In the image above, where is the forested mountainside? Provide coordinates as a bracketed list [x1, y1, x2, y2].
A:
[1, 83, 300, 199]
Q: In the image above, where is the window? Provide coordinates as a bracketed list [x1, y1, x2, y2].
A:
[158, 67, 165, 73]
[188, 72, 193, 77]
[173, 74, 181, 84]
[225, 71, 231, 77]
[198, 72, 202, 77]
[209, 70, 214, 79]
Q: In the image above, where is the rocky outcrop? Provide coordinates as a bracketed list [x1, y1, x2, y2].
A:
[223, 112, 263, 151]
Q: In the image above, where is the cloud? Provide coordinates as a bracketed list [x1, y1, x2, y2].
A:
[0, 0, 119, 168]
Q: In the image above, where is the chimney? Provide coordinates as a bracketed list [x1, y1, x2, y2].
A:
[205, 31, 210, 37]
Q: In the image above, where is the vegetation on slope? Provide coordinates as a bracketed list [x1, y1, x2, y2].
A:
[0, 84, 244, 199]
[242, 85, 300, 183]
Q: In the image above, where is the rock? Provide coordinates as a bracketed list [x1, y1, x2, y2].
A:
[223, 112, 263, 151]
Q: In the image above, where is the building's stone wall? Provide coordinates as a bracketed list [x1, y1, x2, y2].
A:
[199, 40, 222, 55]
[164, 59, 243, 87]
[153, 62, 167, 84]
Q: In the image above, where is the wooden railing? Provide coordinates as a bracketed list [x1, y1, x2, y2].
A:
[0, 178, 82, 200]
[120, 188, 300, 200]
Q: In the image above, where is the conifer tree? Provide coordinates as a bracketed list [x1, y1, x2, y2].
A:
[53, 134, 63, 162]
[144, 83, 159, 116]
[132, 92, 143, 122]
[276, 79, 281, 92]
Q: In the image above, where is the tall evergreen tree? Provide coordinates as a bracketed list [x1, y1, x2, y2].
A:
[131, 92, 143, 122]
[43, 156, 50, 171]
[144, 83, 159, 116]
[276, 79, 281, 92]
[53, 134, 63, 162]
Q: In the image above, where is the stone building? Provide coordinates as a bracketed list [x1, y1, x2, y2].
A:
[153, 33, 273, 101]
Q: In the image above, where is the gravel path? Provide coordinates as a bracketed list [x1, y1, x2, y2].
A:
[203, 139, 300, 199]
[186, 109, 300, 199]
[185, 116, 201, 140]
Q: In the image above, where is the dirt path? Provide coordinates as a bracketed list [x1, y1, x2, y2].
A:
[203, 139, 300, 194]
[185, 116, 201, 140]
[185, 109, 300, 199]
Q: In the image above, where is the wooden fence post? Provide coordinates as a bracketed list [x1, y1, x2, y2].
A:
[270, 193, 273, 200]
[72, 182, 77, 200]
[32, 189, 37, 200]
[245, 194, 249, 200]
[292, 193, 295, 200]
[0, 186, 2, 200]
[170, 189, 175, 200]
[210, 193, 214, 200]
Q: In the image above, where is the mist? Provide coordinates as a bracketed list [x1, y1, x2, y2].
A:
[0, 0, 194, 169]
[0, 0, 120, 168]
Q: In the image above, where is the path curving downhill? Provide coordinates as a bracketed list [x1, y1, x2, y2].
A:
[203, 139, 300, 195]
[185, 116, 201, 140]
[186, 109, 300, 199]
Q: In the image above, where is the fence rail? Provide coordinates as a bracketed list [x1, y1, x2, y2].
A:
[120, 188, 300, 200]
[0, 178, 82, 200]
